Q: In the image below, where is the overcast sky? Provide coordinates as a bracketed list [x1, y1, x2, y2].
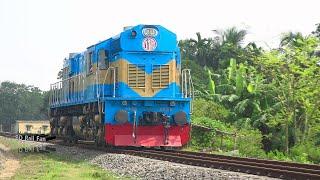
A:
[0, 0, 319, 90]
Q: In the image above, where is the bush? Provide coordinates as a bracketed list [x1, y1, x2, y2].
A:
[266, 150, 291, 161]
[290, 143, 320, 163]
[191, 117, 233, 150]
[191, 116, 265, 158]
[192, 99, 230, 121]
[237, 128, 266, 158]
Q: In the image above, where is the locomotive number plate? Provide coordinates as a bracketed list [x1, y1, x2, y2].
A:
[142, 37, 157, 51]
[142, 28, 158, 37]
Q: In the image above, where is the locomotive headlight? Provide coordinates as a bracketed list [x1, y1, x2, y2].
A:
[131, 30, 137, 38]
[115, 110, 128, 124]
[174, 111, 187, 126]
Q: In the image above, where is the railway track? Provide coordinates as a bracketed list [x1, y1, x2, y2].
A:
[1, 132, 320, 179]
[0, 132, 17, 138]
[116, 148, 320, 180]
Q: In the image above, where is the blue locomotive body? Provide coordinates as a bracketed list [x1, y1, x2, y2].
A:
[49, 25, 193, 147]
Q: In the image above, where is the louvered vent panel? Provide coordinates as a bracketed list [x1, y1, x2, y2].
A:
[128, 64, 145, 88]
[152, 65, 170, 88]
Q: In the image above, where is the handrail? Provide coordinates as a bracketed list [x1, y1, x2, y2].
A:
[102, 67, 116, 98]
[96, 69, 100, 101]
[114, 68, 116, 97]
[49, 66, 116, 107]
[189, 70, 195, 113]
[49, 73, 84, 106]
[181, 69, 194, 114]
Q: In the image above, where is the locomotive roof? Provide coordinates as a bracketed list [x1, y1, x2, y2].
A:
[64, 24, 178, 63]
[86, 24, 176, 50]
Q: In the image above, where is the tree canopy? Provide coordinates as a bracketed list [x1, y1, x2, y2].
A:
[0, 81, 48, 125]
[183, 23, 320, 162]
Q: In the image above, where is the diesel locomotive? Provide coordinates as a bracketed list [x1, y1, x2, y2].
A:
[49, 25, 194, 147]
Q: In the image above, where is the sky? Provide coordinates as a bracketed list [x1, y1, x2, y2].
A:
[0, 0, 319, 90]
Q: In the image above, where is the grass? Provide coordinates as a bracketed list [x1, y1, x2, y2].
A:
[13, 154, 117, 180]
[0, 137, 122, 180]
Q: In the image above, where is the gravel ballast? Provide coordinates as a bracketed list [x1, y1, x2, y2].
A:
[0, 137, 277, 179]
[91, 153, 275, 180]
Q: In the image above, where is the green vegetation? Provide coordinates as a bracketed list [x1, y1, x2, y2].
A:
[182, 24, 320, 163]
[14, 155, 117, 180]
[0, 82, 48, 125]
[0, 137, 119, 180]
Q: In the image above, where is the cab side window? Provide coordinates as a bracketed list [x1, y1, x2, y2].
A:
[86, 52, 93, 75]
[98, 49, 109, 69]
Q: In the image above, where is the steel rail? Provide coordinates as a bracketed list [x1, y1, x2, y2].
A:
[171, 150, 320, 171]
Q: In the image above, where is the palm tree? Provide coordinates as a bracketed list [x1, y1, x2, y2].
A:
[212, 27, 248, 69]
[189, 32, 212, 66]
[279, 32, 304, 47]
[221, 27, 247, 46]
[179, 40, 196, 60]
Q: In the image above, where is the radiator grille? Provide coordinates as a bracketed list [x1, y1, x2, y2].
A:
[152, 65, 170, 88]
[128, 64, 145, 88]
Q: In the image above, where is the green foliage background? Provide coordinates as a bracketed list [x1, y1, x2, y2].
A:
[182, 25, 320, 163]
[0, 81, 48, 125]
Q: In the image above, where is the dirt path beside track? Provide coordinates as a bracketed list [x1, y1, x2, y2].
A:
[0, 143, 20, 180]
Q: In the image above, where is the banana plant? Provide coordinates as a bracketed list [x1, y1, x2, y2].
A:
[205, 66, 216, 95]
[227, 58, 247, 96]
[228, 58, 237, 82]
[235, 63, 247, 96]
